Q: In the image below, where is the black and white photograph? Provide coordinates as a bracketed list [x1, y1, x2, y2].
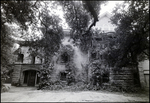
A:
[1, 0, 149, 102]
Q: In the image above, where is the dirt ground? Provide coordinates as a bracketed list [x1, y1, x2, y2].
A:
[1, 84, 149, 102]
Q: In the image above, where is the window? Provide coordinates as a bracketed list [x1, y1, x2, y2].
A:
[40, 58, 43, 64]
[17, 54, 24, 63]
[31, 56, 35, 64]
[95, 38, 102, 41]
[91, 52, 97, 59]
[100, 55, 102, 59]
[60, 72, 67, 81]
[102, 73, 109, 83]
[61, 52, 69, 63]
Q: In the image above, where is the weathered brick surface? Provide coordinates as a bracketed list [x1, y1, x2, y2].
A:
[12, 64, 41, 86]
[110, 67, 135, 87]
[110, 75, 133, 80]
[12, 65, 22, 85]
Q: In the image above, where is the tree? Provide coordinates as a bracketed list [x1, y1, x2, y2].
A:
[27, 1, 63, 63]
[105, 1, 149, 67]
[82, 1, 104, 32]
[60, 1, 90, 39]
[1, 1, 36, 29]
[60, 1, 106, 53]
[1, 1, 107, 89]
[59, 1, 90, 52]
[1, 1, 36, 88]
[26, 1, 64, 89]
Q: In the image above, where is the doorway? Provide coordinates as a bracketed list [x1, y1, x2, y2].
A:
[23, 70, 39, 86]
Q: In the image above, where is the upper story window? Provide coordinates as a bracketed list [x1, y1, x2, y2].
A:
[100, 54, 102, 59]
[17, 54, 24, 63]
[60, 52, 70, 63]
[91, 52, 97, 60]
[31, 55, 35, 64]
[40, 58, 43, 64]
[95, 38, 102, 41]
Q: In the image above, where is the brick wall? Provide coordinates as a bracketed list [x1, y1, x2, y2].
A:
[12, 64, 41, 86]
[12, 64, 22, 85]
[109, 67, 136, 87]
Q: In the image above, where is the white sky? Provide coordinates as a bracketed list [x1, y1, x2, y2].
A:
[100, 1, 124, 15]
[61, 1, 125, 29]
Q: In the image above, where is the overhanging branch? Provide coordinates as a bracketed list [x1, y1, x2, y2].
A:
[84, 1, 99, 32]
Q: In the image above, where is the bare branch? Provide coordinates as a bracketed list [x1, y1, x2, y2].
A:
[84, 1, 99, 32]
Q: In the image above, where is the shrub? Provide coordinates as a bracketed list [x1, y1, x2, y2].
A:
[37, 63, 54, 90]
[88, 60, 110, 87]
[1, 84, 10, 93]
[120, 86, 142, 93]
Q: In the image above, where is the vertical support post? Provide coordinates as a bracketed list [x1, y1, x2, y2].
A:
[35, 71, 37, 86]
[138, 63, 146, 89]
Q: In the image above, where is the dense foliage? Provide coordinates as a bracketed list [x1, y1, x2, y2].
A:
[32, 1, 105, 89]
[26, 2, 64, 89]
[28, 1, 64, 63]
[2, 1, 146, 92]
[37, 63, 54, 90]
[104, 1, 149, 67]
[1, 1, 36, 88]
[60, 1, 106, 53]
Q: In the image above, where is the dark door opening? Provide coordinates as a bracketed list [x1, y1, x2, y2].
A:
[23, 70, 37, 86]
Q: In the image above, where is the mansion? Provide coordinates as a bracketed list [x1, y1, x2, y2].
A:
[6, 12, 149, 89]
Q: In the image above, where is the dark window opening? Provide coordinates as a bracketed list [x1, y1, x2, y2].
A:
[60, 72, 67, 81]
[102, 73, 109, 83]
[91, 52, 97, 59]
[40, 58, 43, 64]
[100, 55, 102, 59]
[95, 38, 102, 41]
[31, 56, 35, 64]
[61, 52, 69, 63]
[17, 54, 24, 62]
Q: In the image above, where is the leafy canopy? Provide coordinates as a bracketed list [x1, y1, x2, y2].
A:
[104, 1, 149, 67]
